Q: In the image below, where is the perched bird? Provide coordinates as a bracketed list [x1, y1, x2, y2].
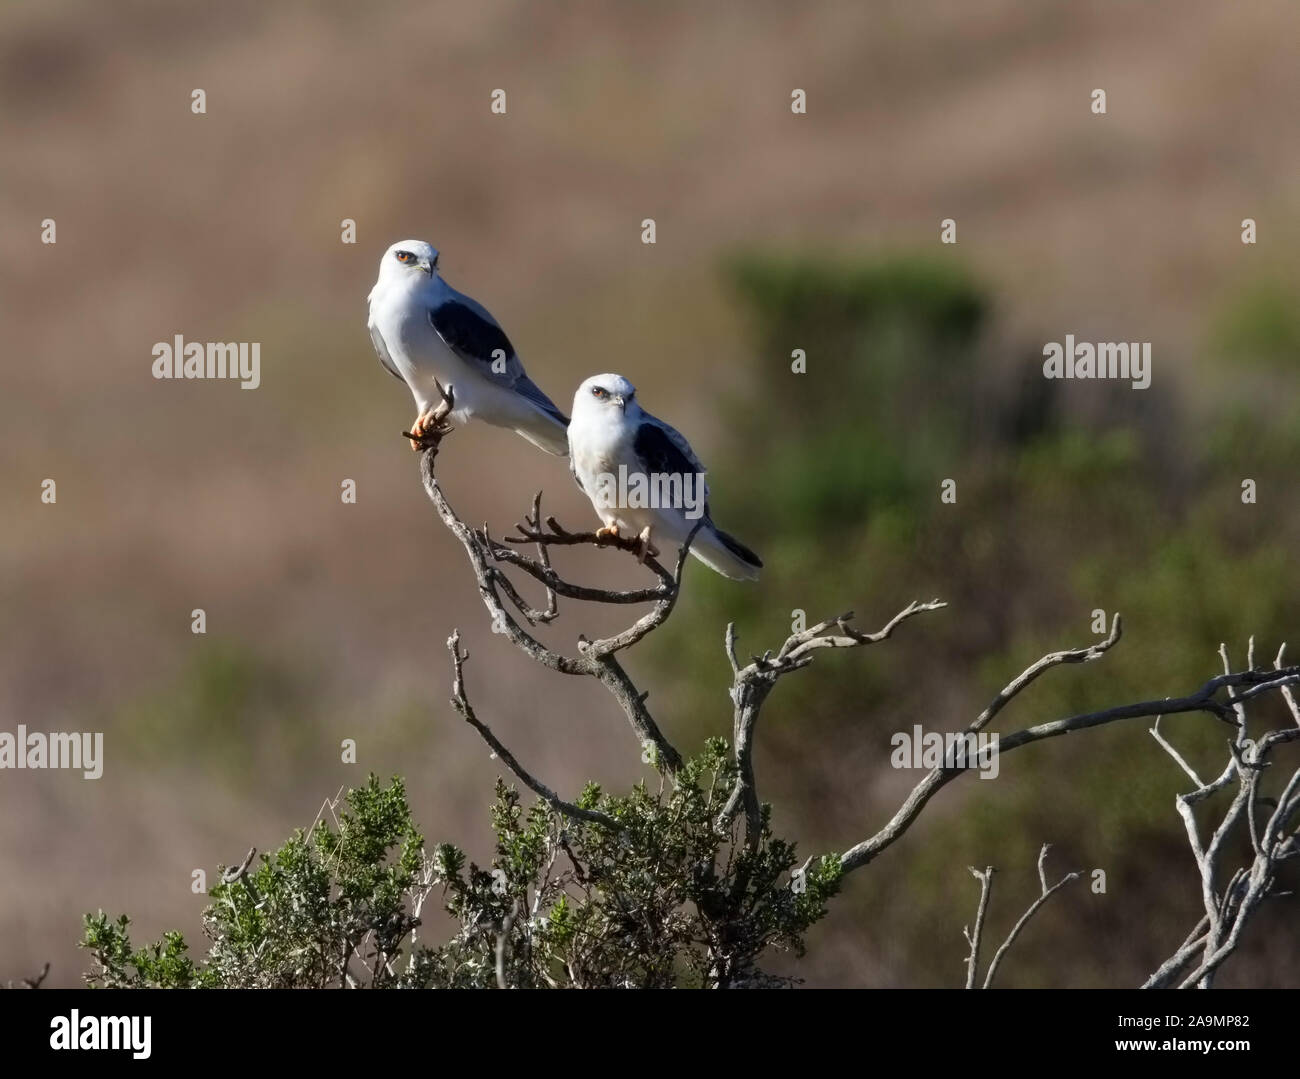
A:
[366, 239, 569, 454]
[567, 373, 762, 581]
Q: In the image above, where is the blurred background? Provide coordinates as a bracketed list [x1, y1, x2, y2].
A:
[1, 0, 1298, 988]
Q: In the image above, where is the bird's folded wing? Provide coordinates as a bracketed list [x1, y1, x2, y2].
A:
[368, 324, 405, 382]
[428, 297, 522, 384]
[633, 419, 711, 508]
[428, 296, 568, 423]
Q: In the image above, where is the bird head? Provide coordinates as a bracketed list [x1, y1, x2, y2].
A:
[574, 373, 638, 419]
[377, 239, 440, 282]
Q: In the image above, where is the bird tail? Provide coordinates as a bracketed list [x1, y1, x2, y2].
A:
[513, 376, 570, 456]
[690, 523, 763, 581]
[515, 408, 570, 456]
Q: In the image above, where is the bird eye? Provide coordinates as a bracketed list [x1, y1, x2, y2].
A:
[396, 251, 413, 262]
[592, 387, 607, 398]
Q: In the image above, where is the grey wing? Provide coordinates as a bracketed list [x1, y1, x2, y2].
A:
[368, 323, 404, 382]
[570, 455, 586, 495]
[633, 416, 711, 509]
[428, 291, 568, 424]
[514, 372, 570, 426]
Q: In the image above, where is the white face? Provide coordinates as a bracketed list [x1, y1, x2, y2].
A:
[574, 374, 638, 421]
[377, 239, 439, 282]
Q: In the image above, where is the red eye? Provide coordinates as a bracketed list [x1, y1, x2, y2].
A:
[396, 251, 413, 262]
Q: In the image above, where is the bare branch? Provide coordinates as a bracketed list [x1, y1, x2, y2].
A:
[505, 514, 676, 586]
[416, 431, 684, 774]
[1275, 643, 1300, 726]
[221, 847, 258, 885]
[717, 600, 947, 845]
[973, 614, 1121, 733]
[775, 599, 949, 667]
[724, 623, 740, 677]
[484, 536, 667, 605]
[1138, 639, 1300, 988]
[5, 962, 50, 990]
[495, 907, 515, 990]
[981, 845, 1080, 988]
[1143, 915, 1211, 989]
[837, 626, 1300, 875]
[963, 866, 994, 989]
[446, 631, 620, 830]
[581, 521, 702, 658]
[1149, 715, 1205, 787]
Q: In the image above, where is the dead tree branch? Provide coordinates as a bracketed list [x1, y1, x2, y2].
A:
[415, 386, 685, 774]
[5, 962, 50, 989]
[963, 866, 994, 989]
[979, 845, 1080, 988]
[447, 631, 620, 829]
[1141, 641, 1300, 988]
[831, 615, 1300, 876]
[717, 600, 947, 848]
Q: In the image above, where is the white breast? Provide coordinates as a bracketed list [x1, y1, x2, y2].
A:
[368, 280, 468, 415]
[570, 409, 662, 533]
[570, 416, 624, 487]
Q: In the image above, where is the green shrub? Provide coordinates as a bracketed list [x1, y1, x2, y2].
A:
[84, 755, 840, 989]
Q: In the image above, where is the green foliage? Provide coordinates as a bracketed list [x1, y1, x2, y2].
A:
[83, 756, 840, 989]
[84, 776, 423, 988]
[82, 915, 210, 989]
[722, 252, 989, 529]
[1210, 279, 1300, 371]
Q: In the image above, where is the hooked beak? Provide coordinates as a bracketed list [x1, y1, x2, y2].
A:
[613, 394, 627, 412]
[417, 257, 434, 275]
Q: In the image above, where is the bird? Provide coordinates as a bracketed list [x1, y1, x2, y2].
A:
[567, 373, 762, 581]
[366, 239, 570, 455]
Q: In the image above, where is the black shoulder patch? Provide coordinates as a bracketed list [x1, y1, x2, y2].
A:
[429, 301, 515, 366]
[634, 422, 700, 480]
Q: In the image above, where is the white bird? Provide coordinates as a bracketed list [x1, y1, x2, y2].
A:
[366, 239, 569, 454]
[567, 374, 762, 581]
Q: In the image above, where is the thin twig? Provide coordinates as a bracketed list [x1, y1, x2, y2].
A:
[446, 631, 620, 830]
[963, 867, 994, 989]
[982, 845, 1080, 988]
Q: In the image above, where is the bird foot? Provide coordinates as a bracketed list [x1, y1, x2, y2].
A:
[404, 409, 454, 451]
[594, 525, 620, 543]
[403, 381, 456, 452]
